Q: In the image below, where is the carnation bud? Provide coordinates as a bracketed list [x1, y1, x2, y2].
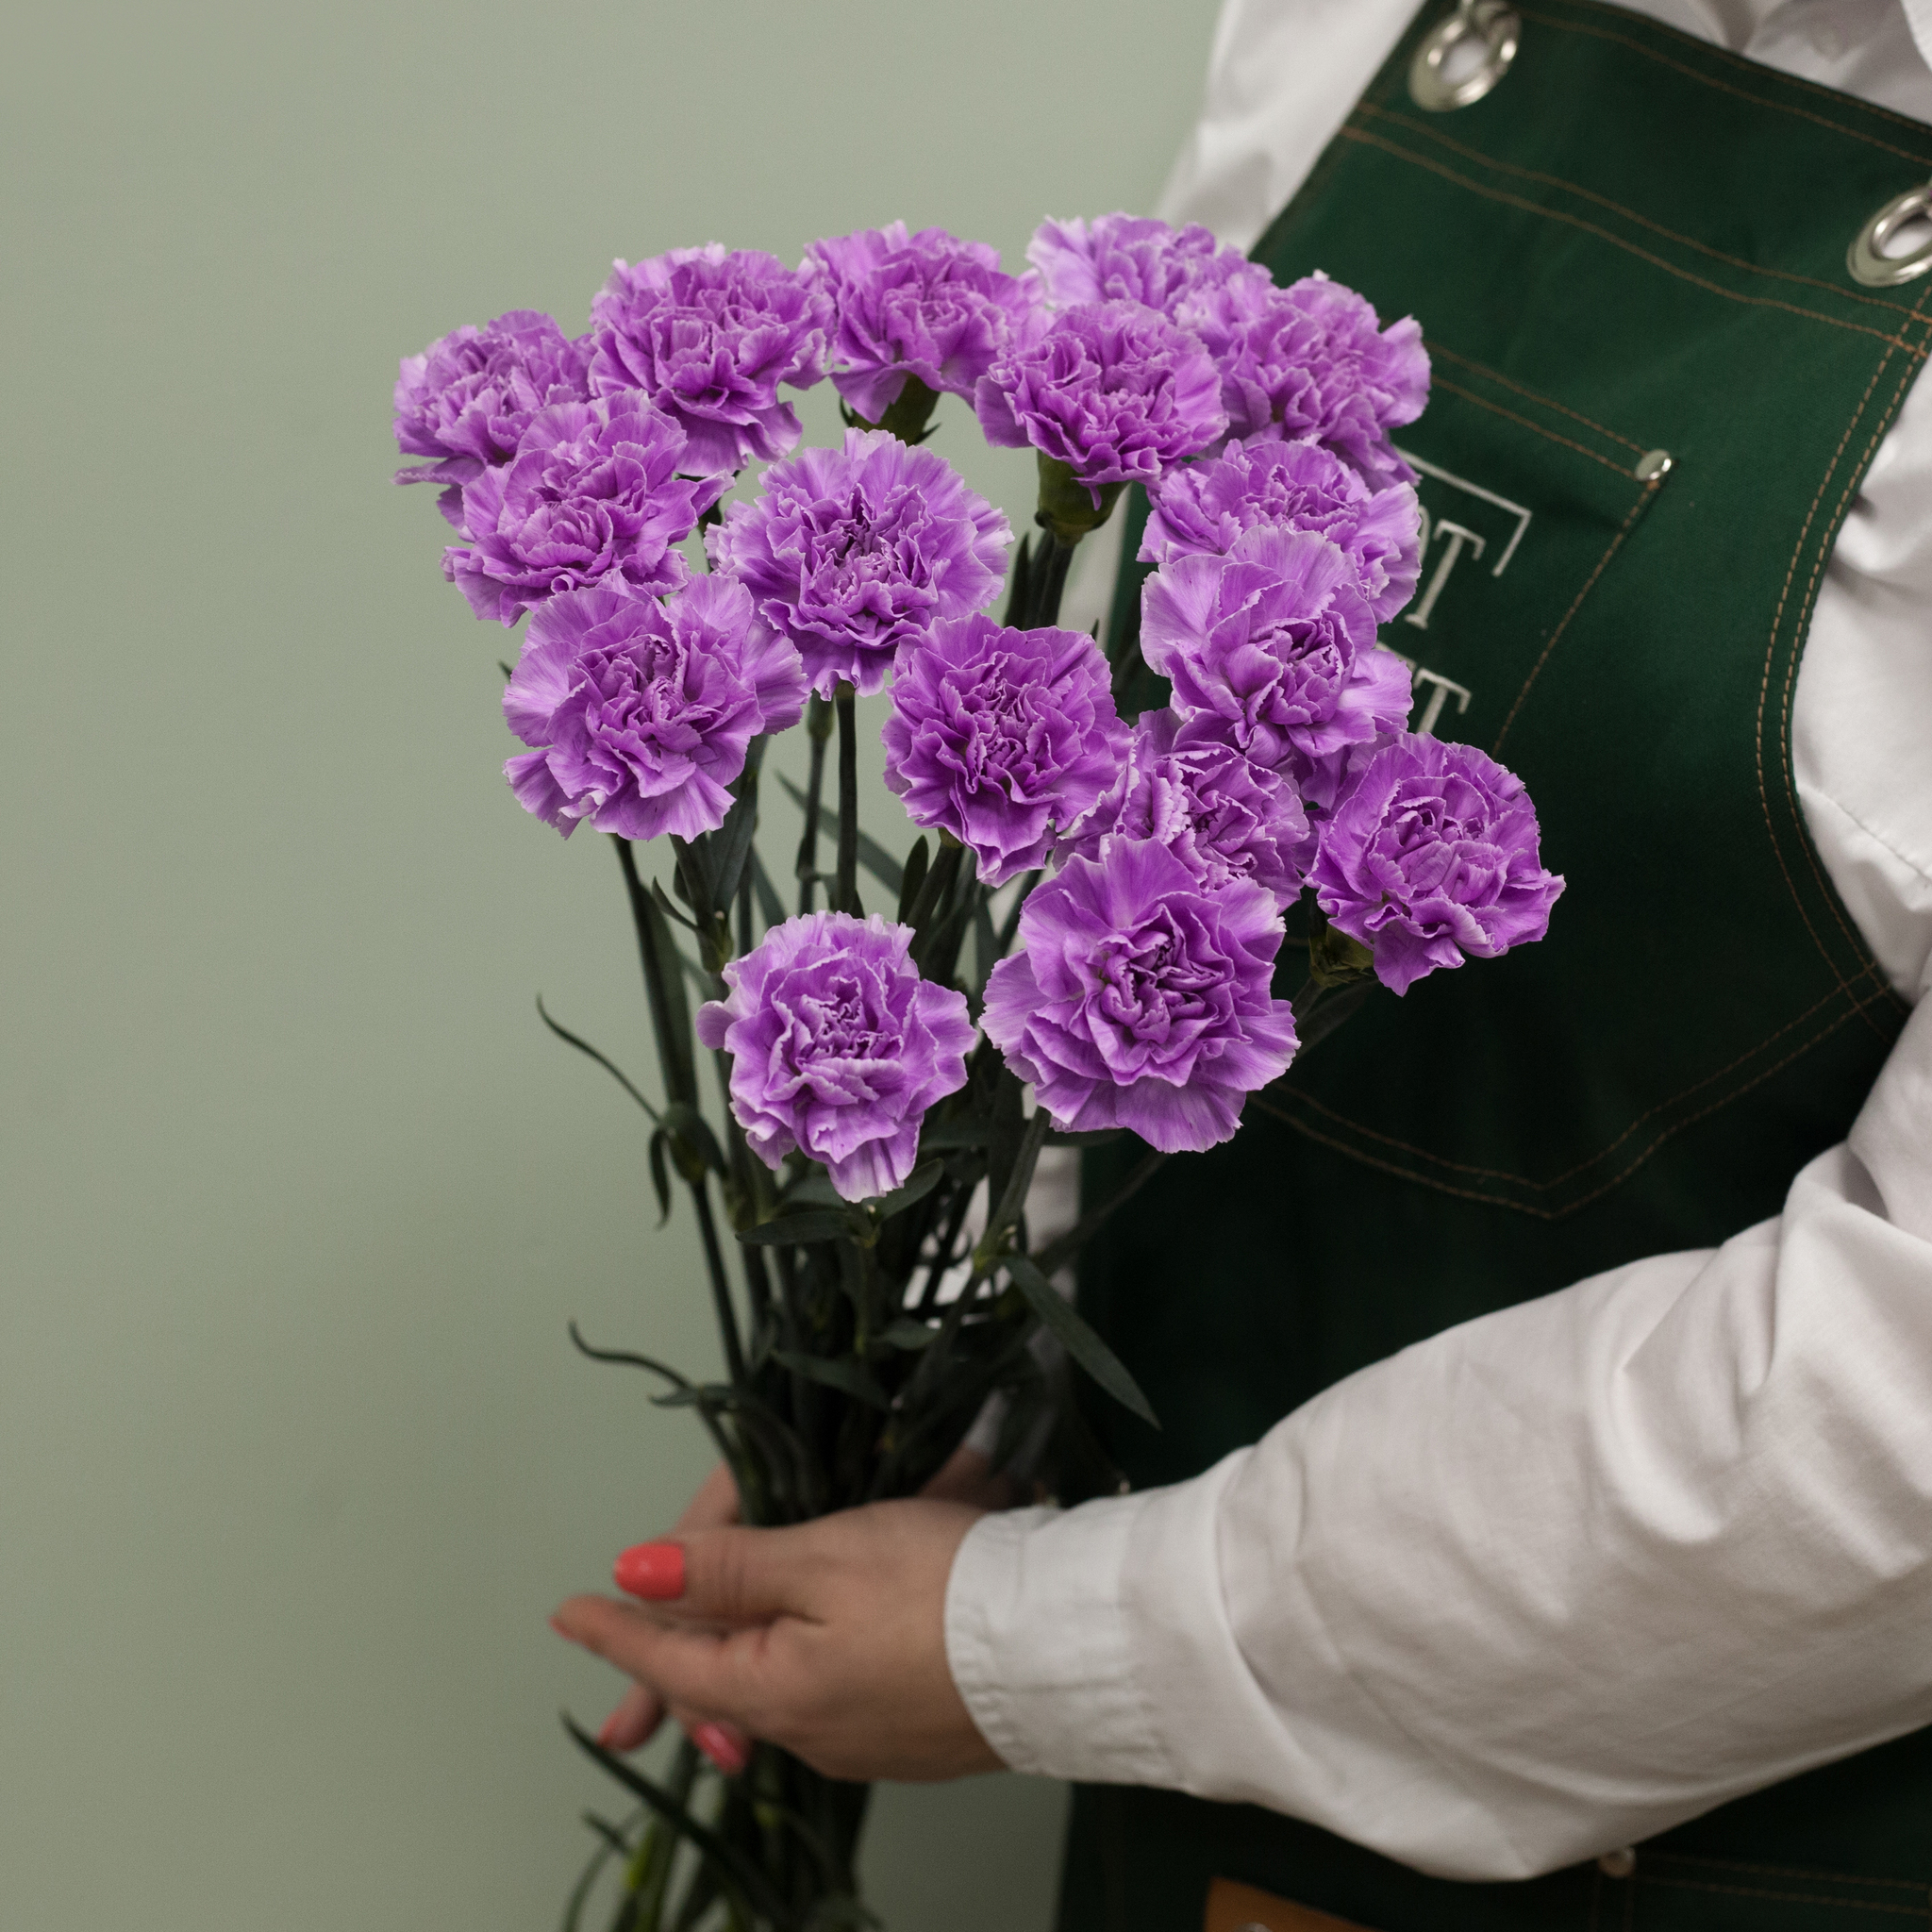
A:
[1036, 456, 1126, 545]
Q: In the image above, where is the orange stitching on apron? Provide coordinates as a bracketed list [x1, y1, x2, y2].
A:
[1335, 125, 1932, 358]
[1514, 3, 1932, 166]
[1772, 289, 1932, 1020]
[1364, 100, 1932, 322]
[1257, 985, 1897, 1215]
[1755, 284, 1932, 1033]
[1424, 339, 1648, 451]
[1490, 488, 1652, 755]
[1639, 1851, 1930, 1890]
[1429, 373, 1642, 474]
[1628, 1874, 1928, 1915]
[1545, 0, 1932, 140]
[1278, 973, 1876, 1189]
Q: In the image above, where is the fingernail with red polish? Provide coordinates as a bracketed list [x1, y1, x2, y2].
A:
[596, 1712, 624, 1749]
[691, 1722, 749, 1776]
[613, 1541, 686, 1601]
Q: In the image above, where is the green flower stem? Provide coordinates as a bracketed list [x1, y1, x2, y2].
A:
[794, 693, 833, 915]
[624, 1739, 700, 1931]
[834, 685, 859, 915]
[690, 1175, 747, 1390]
[613, 836, 747, 1392]
[976, 1105, 1051, 1274]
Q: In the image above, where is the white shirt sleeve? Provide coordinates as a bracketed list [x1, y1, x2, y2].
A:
[948, 985, 1932, 1877]
[945, 0, 1932, 1880]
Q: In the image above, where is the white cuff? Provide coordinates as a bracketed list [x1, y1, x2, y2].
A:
[943, 1497, 1168, 1783]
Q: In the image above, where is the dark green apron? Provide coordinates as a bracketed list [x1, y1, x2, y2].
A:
[1069, 3, 1932, 1925]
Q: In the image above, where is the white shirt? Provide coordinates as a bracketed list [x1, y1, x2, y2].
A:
[944, 0, 1932, 1882]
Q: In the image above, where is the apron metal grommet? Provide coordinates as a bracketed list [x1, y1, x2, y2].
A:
[1848, 182, 1932, 287]
[1409, 0, 1521, 112]
[1597, 1847, 1638, 1879]
[1634, 447, 1673, 483]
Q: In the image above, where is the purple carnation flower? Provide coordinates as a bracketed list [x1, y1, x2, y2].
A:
[696, 912, 976, 1201]
[590, 244, 832, 475]
[882, 613, 1125, 888]
[1179, 271, 1429, 488]
[806, 224, 1036, 425]
[1140, 524, 1411, 810]
[1025, 212, 1263, 320]
[442, 394, 725, 626]
[974, 300, 1227, 505]
[502, 579, 806, 843]
[707, 429, 1009, 698]
[393, 310, 595, 496]
[1311, 734, 1564, 996]
[983, 839, 1298, 1154]
[1058, 708, 1307, 908]
[1141, 440, 1423, 625]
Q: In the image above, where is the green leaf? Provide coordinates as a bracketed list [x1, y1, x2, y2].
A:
[1002, 529, 1034, 625]
[770, 1350, 891, 1408]
[534, 997, 664, 1126]
[776, 774, 904, 894]
[780, 1171, 847, 1208]
[1043, 1127, 1125, 1147]
[648, 875, 699, 932]
[919, 1118, 990, 1151]
[981, 1075, 1035, 1259]
[870, 1157, 944, 1220]
[647, 1128, 673, 1228]
[662, 1101, 727, 1181]
[638, 881, 700, 1107]
[559, 1822, 623, 1932]
[737, 1210, 858, 1246]
[1306, 915, 1376, 990]
[896, 836, 930, 924]
[562, 1719, 798, 1932]
[1005, 1252, 1158, 1428]
[972, 894, 998, 1001]
[878, 1316, 937, 1351]
[750, 848, 787, 930]
[905, 836, 958, 937]
[567, 1324, 695, 1396]
[708, 762, 763, 915]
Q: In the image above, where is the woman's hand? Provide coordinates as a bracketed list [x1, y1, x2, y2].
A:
[551, 1471, 1009, 1783]
[584, 1459, 745, 1767]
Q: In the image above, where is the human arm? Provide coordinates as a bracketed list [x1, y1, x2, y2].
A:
[946, 979, 1932, 1878]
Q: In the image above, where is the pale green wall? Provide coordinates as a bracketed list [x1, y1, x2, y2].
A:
[1, 3, 1220, 1927]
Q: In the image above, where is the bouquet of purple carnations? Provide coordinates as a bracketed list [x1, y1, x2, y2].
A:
[394, 214, 1563, 1932]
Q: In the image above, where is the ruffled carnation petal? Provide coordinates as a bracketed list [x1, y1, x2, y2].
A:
[708, 428, 1010, 697]
[983, 840, 1297, 1155]
[1141, 525, 1408, 809]
[442, 394, 720, 626]
[1058, 708, 1307, 907]
[883, 612, 1126, 888]
[590, 244, 831, 475]
[500, 581, 802, 844]
[806, 224, 1037, 421]
[394, 309, 596, 483]
[1141, 439, 1423, 625]
[698, 913, 974, 1202]
[1178, 271, 1430, 485]
[1026, 213, 1264, 320]
[1310, 733, 1565, 995]
[974, 300, 1227, 501]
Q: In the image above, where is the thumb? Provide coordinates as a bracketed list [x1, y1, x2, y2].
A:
[614, 1522, 819, 1626]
